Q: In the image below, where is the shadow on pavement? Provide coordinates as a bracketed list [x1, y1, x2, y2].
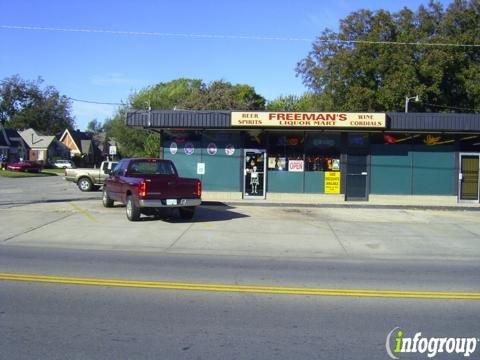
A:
[138, 205, 248, 223]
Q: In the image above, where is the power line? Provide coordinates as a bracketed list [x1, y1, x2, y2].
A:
[424, 102, 479, 113]
[1, 25, 479, 48]
[68, 97, 124, 106]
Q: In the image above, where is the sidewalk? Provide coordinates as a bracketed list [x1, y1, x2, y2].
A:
[2, 199, 480, 261]
[202, 192, 480, 211]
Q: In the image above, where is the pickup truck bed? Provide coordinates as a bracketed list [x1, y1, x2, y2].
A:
[64, 161, 118, 191]
[102, 158, 202, 221]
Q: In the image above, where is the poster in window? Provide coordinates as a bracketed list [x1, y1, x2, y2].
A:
[324, 171, 341, 194]
[268, 157, 276, 169]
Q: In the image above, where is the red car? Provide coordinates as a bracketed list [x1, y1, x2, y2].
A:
[7, 161, 43, 173]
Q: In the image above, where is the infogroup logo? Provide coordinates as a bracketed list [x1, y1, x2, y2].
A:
[386, 327, 478, 359]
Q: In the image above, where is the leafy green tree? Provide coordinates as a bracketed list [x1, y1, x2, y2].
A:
[267, 93, 321, 111]
[106, 78, 266, 156]
[86, 119, 104, 134]
[296, 1, 480, 112]
[0, 75, 75, 132]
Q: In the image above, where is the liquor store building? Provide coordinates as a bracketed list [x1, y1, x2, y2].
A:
[126, 111, 480, 203]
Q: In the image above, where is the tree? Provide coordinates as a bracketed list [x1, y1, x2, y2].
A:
[267, 93, 321, 111]
[296, 1, 480, 112]
[0, 75, 75, 132]
[106, 78, 266, 157]
[86, 119, 104, 134]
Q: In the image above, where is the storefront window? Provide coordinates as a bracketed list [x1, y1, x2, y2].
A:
[267, 132, 304, 171]
[304, 132, 340, 171]
[371, 133, 414, 145]
[412, 133, 456, 146]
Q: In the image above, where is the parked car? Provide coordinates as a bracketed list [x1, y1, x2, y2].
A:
[64, 161, 118, 191]
[102, 158, 202, 221]
[52, 159, 75, 169]
[7, 161, 43, 173]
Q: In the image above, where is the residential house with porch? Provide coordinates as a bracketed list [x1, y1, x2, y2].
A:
[58, 129, 103, 166]
[19, 128, 69, 163]
[0, 124, 28, 162]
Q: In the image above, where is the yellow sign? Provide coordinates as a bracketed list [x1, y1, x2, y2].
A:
[325, 171, 341, 194]
[231, 112, 385, 128]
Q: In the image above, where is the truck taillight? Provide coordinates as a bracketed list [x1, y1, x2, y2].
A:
[196, 181, 202, 197]
[138, 181, 147, 197]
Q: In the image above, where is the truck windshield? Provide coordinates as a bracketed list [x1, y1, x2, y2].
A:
[129, 161, 176, 175]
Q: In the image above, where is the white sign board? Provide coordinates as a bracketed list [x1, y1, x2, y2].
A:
[109, 145, 117, 156]
[197, 162, 205, 175]
[288, 160, 304, 172]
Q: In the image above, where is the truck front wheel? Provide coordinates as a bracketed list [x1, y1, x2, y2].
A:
[78, 177, 93, 192]
[126, 195, 141, 221]
[179, 206, 196, 220]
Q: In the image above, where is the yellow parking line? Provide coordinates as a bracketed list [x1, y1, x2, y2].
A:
[69, 202, 97, 222]
[1, 273, 479, 300]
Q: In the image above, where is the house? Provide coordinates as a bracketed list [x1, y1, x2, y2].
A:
[0, 124, 28, 162]
[19, 128, 69, 162]
[58, 129, 104, 166]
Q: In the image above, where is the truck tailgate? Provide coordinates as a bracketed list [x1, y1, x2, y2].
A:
[144, 175, 198, 199]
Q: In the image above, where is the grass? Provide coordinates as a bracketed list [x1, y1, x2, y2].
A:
[0, 169, 59, 178]
[42, 168, 66, 175]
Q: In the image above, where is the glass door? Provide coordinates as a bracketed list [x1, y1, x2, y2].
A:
[459, 154, 480, 202]
[345, 153, 369, 201]
[243, 149, 266, 199]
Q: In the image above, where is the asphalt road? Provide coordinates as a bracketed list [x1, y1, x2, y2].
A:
[1, 247, 480, 360]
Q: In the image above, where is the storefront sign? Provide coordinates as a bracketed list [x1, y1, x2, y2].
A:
[197, 162, 205, 175]
[231, 112, 386, 128]
[207, 143, 217, 155]
[288, 160, 304, 172]
[225, 144, 235, 156]
[325, 171, 341, 194]
[169, 142, 178, 155]
[184, 142, 194, 155]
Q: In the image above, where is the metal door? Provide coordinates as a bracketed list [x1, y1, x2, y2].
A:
[345, 154, 369, 201]
[243, 149, 266, 199]
[459, 154, 479, 202]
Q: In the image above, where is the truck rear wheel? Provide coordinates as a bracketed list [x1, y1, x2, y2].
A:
[78, 177, 93, 192]
[179, 206, 196, 220]
[126, 195, 141, 221]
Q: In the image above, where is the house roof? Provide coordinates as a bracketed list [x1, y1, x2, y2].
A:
[80, 139, 92, 154]
[59, 129, 96, 154]
[0, 131, 9, 147]
[19, 128, 55, 149]
[4, 128, 21, 139]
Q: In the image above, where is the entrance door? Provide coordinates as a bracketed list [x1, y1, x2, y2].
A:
[345, 153, 369, 201]
[459, 154, 480, 202]
[243, 149, 266, 199]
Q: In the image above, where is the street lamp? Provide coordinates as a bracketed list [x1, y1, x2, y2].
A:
[405, 95, 420, 113]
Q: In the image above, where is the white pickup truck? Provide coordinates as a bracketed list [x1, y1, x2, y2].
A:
[64, 161, 118, 191]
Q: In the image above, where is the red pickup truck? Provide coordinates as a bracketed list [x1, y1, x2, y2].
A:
[102, 158, 202, 221]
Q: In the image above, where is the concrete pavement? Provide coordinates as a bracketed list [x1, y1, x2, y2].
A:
[2, 199, 480, 261]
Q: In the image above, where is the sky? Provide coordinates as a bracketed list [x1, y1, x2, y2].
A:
[0, 0, 453, 131]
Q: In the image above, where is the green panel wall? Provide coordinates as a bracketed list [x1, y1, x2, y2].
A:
[163, 132, 241, 192]
[304, 172, 325, 193]
[412, 145, 456, 195]
[201, 132, 241, 192]
[164, 139, 202, 180]
[267, 171, 304, 193]
[370, 145, 412, 194]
